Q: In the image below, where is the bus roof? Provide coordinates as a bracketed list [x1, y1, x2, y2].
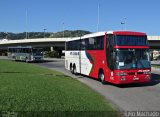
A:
[66, 32, 106, 42]
[82, 32, 106, 39]
[66, 31, 147, 42]
[113, 31, 146, 36]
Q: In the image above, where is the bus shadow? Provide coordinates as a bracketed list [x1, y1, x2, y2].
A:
[15, 60, 56, 63]
[78, 73, 160, 88]
[39, 60, 57, 63]
[34, 60, 62, 63]
[115, 73, 160, 88]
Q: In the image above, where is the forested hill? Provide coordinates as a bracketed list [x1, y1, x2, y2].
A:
[0, 30, 91, 40]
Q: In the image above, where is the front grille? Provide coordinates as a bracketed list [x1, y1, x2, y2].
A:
[137, 72, 143, 75]
[128, 72, 143, 75]
[128, 72, 135, 75]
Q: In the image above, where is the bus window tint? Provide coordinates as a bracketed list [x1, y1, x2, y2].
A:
[86, 36, 104, 50]
[115, 35, 147, 46]
[66, 36, 104, 51]
[96, 36, 104, 50]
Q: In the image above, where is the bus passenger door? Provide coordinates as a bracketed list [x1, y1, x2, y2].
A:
[106, 34, 115, 80]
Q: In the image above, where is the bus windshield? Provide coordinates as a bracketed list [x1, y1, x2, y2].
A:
[115, 35, 148, 46]
[32, 48, 43, 56]
[115, 49, 150, 70]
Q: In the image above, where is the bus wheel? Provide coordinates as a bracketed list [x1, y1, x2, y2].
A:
[70, 64, 73, 74]
[73, 65, 77, 75]
[25, 58, 29, 63]
[99, 70, 106, 84]
[12, 56, 16, 61]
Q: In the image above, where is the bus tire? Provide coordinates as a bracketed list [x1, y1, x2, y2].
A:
[73, 64, 77, 75]
[25, 57, 29, 63]
[99, 70, 106, 84]
[12, 56, 16, 61]
[70, 64, 73, 74]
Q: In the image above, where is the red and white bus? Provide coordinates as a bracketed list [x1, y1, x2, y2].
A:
[65, 31, 151, 84]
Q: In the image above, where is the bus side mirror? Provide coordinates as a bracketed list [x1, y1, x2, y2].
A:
[150, 53, 153, 61]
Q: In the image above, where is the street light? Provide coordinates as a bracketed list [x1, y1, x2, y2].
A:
[26, 10, 28, 39]
[62, 22, 65, 38]
[25, 9, 30, 39]
[5, 32, 8, 39]
[121, 18, 127, 30]
[97, 1, 100, 32]
[124, 18, 127, 30]
[121, 22, 125, 30]
[43, 29, 47, 38]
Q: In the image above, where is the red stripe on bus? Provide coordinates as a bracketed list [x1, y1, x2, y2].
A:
[114, 46, 149, 49]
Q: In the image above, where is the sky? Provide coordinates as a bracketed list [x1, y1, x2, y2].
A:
[0, 0, 160, 35]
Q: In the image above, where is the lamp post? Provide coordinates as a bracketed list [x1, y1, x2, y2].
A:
[121, 22, 125, 30]
[121, 18, 127, 30]
[25, 9, 30, 39]
[124, 18, 127, 30]
[97, 1, 100, 32]
[62, 22, 65, 38]
[121, 18, 127, 31]
[5, 32, 8, 39]
[26, 10, 28, 39]
[43, 29, 47, 38]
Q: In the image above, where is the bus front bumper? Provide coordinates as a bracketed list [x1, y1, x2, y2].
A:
[114, 75, 151, 84]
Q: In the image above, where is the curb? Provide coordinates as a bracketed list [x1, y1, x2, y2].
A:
[151, 67, 160, 74]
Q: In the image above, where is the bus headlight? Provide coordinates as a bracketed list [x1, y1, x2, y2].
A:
[145, 75, 151, 80]
[120, 78, 126, 81]
[144, 71, 151, 75]
[116, 72, 128, 76]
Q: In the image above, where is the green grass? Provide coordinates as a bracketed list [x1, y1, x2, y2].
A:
[152, 65, 160, 68]
[0, 60, 119, 117]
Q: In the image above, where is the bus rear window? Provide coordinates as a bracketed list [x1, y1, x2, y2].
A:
[115, 35, 148, 46]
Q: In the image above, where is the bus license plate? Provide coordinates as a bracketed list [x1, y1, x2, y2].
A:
[133, 77, 139, 81]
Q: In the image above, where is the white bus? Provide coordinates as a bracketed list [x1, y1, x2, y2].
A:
[8, 46, 43, 62]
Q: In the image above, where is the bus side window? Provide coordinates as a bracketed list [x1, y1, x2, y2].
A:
[96, 36, 104, 50]
[8, 48, 11, 53]
[86, 36, 104, 50]
[86, 37, 95, 50]
[81, 39, 86, 50]
[13, 48, 15, 53]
